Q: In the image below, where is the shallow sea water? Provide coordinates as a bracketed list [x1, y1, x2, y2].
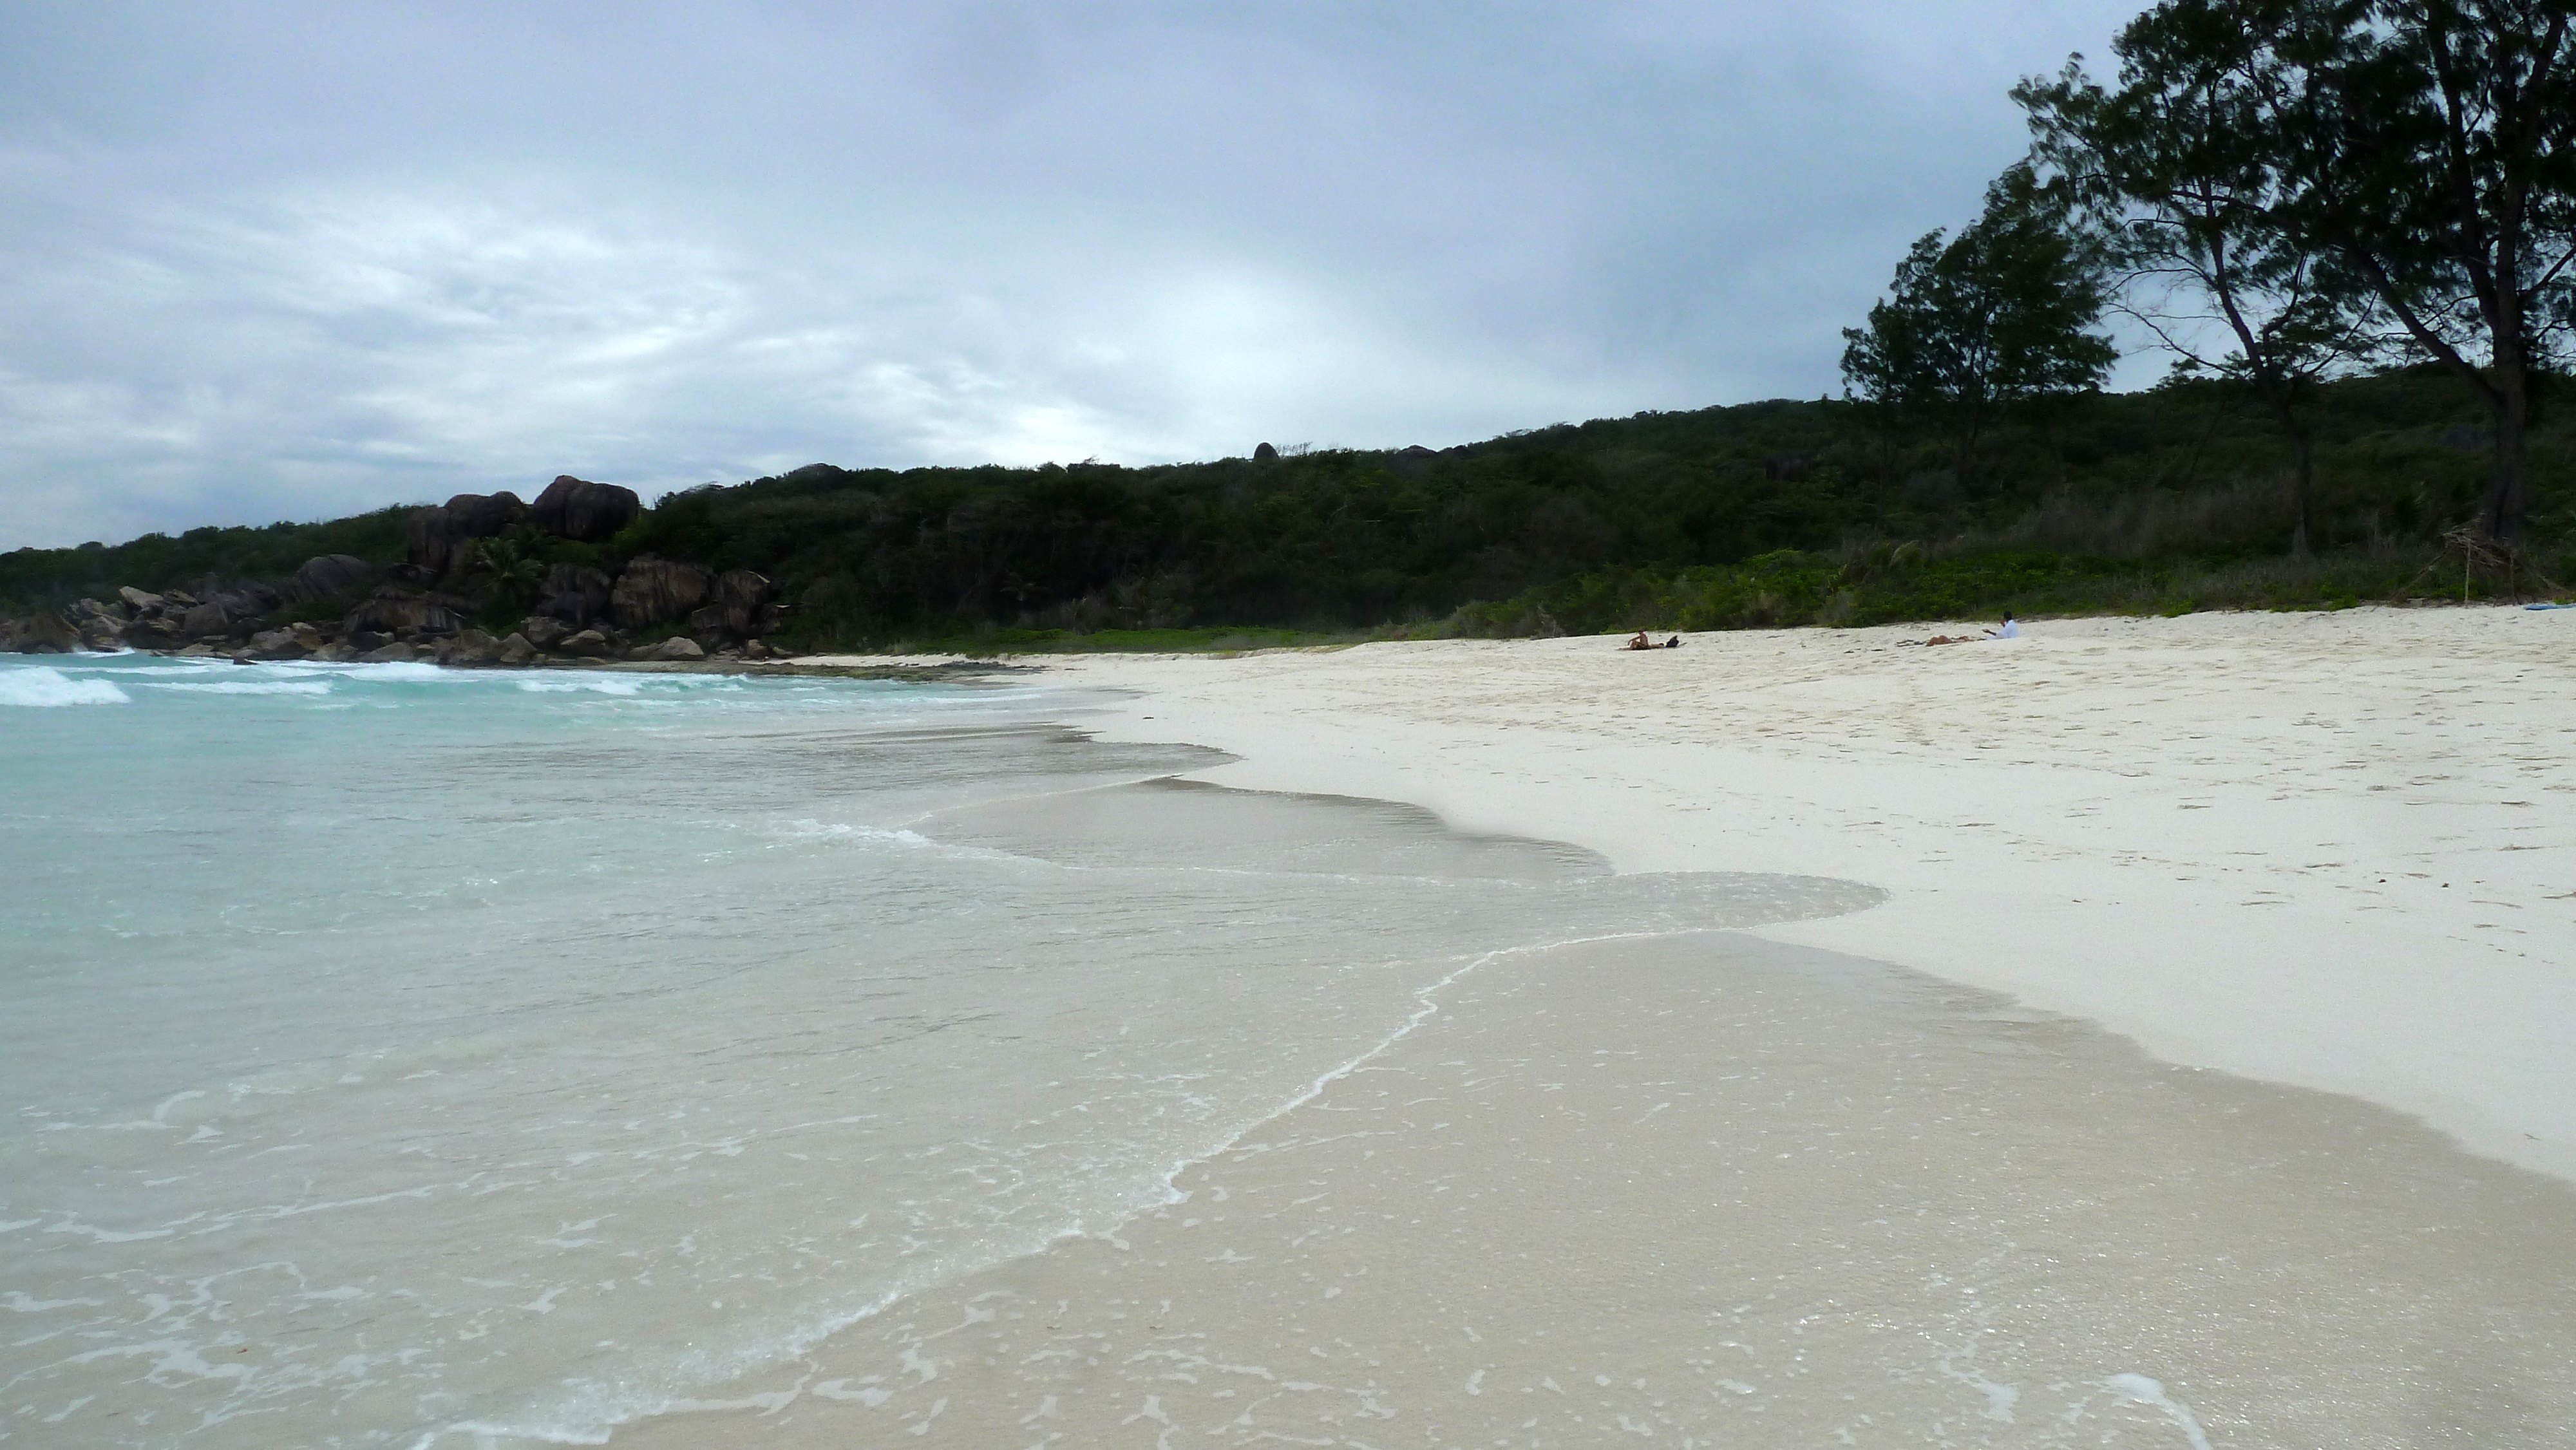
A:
[0, 655, 1877, 1447]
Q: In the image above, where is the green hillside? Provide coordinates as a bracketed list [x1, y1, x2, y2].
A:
[6, 366, 2569, 647]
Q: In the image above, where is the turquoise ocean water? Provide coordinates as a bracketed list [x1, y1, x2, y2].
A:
[0, 654, 1867, 1448]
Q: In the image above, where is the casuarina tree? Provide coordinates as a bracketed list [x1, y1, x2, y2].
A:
[2103, 0, 2576, 541]
[1841, 164, 2120, 484]
[2017, 2, 2384, 555]
[2329, 0, 2576, 542]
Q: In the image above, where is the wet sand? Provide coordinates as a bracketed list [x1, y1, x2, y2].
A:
[1017, 606, 2576, 1185]
[616, 930, 2576, 1447]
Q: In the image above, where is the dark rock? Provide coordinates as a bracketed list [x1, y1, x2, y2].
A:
[436, 628, 502, 666]
[344, 628, 390, 653]
[207, 583, 283, 625]
[497, 632, 538, 666]
[181, 602, 233, 639]
[120, 615, 183, 649]
[609, 557, 713, 632]
[631, 636, 705, 662]
[343, 587, 463, 639]
[518, 616, 573, 650]
[539, 563, 614, 625]
[310, 641, 358, 663]
[8, 611, 80, 653]
[65, 599, 126, 651]
[162, 588, 202, 610]
[558, 628, 615, 659]
[405, 493, 528, 577]
[243, 627, 310, 661]
[530, 475, 641, 543]
[686, 569, 772, 639]
[287, 554, 374, 603]
[359, 642, 424, 663]
[118, 585, 166, 614]
[1253, 442, 1279, 461]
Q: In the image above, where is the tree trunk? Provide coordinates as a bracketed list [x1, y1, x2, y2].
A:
[2259, 393, 2317, 558]
[2480, 339, 2532, 543]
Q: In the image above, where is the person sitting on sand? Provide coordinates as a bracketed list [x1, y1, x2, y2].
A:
[1625, 631, 1654, 650]
[1989, 612, 2020, 639]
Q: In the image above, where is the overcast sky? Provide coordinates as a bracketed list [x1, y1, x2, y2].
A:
[1, 1, 2154, 550]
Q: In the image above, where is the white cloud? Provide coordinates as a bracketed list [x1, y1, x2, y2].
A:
[0, 0, 2154, 548]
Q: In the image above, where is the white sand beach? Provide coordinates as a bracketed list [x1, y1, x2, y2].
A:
[594, 605, 2576, 1449]
[1025, 603, 2576, 1189]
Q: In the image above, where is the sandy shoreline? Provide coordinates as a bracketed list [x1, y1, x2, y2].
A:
[977, 604, 2576, 1187]
[591, 607, 2576, 1447]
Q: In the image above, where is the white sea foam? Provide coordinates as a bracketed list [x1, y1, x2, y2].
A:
[142, 681, 336, 696]
[2105, 1375, 2215, 1450]
[779, 819, 930, 845]
[0, 667, 129, 706]
[345, 661, 453, 683]
[518, 677, 645, 694]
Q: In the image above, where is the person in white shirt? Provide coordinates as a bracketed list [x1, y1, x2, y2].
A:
[1987, 612, 2020, 639]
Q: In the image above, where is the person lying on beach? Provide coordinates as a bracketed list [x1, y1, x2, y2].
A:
[1913, 613, 2018, 646]
[1625, 631, 1654, 650]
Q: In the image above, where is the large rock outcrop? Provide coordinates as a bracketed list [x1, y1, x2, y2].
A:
[342, 587, 464, 639]
[531, 476, 641, 543]
[191, 583, 283, 635]
[609, 557, 712, 632]
[687, 570, 773, 639]
[287, 554, 374, 603]
[405, 492, 528, 578]
[538, 563, 614, 625]
[64, 598, 128, 651]
[6, 611, 80, 654]
[120, 614, 183, 649]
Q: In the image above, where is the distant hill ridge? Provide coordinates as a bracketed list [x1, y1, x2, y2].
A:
[6, 366, 2569, 648]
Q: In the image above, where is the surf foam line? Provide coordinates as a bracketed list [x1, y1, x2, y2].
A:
[0, 667, 129, 707]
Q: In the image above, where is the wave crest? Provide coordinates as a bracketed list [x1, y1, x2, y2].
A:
[0, 667, 130, 707]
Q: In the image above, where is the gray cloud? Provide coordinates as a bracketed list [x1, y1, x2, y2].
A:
[1, 1, 2148, 549]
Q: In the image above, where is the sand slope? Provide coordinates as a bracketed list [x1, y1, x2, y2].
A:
[990, 605, 2576, 1183]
